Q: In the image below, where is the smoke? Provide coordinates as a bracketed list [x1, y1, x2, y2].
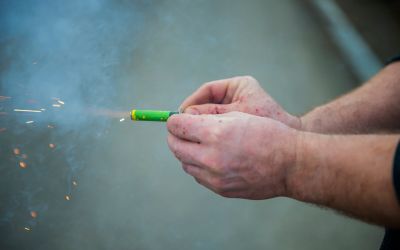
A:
[0, 0, 145, 237]
[0, 0, 144, 128]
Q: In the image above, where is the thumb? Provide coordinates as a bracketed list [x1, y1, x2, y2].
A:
[184, 103, 238, 115]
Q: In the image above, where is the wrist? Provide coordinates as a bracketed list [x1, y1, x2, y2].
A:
[280, 128, 305, 198]
[286, 114, 302, 131]
[284, 131, 317, 201]
[299, 113, 313, 132]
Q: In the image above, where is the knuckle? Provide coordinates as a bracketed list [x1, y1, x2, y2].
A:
[235, 75, 255, 84]
[244, 75, 255, 82]
[174, 152, 183, 162]
[219, 191, 236, 198]
[211, 178, 225, 192]
[186, 165, 199, 177]
[204, 81, 215, 88]
[194, 177, 202, 184]
[181, 164, 189, 174]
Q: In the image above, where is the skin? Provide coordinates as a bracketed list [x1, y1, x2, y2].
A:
[167, 112, 296, 199]
[167, 62, 400, 228]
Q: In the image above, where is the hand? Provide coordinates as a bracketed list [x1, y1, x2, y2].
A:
[166, 111, 298, 199]
[180, 76, 301, 129]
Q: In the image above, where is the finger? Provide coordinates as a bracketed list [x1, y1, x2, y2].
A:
[180, 78, 239, 112]
[167, 133, 204, 166]
[167, 113, 215, 142]
[182, 163, 207, 178]
[182, 164, 218, 192]
[184, 103, 238, 115]
[194, 176, 248, 197]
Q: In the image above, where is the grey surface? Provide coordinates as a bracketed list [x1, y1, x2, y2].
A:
[0, 0, 383, 249]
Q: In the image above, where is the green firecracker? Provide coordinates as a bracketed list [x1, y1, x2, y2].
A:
[130, 110, 179, 122]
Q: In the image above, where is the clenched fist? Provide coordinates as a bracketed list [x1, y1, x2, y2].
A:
[167, 112, 298, 199]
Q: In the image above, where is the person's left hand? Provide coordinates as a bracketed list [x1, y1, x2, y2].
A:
[166, 111, 298, 199]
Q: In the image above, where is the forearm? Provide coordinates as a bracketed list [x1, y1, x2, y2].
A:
[300, 62, 400, 134]
[287, 132, 400, 227]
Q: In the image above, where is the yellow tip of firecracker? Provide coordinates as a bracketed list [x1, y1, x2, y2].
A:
[131, 110, 136, 120]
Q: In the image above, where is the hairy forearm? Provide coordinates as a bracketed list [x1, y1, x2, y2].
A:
[300, 62, 400, 134]
[287, 132, 400, 227]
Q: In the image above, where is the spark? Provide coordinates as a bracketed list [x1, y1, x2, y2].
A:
[52, 104, 61, 108]
[72, 181, 78, 186]
[30, 211, 37, 218]
[49, 143, 56, 149]
[13, 148, 20, 155]
[47, 125, 55, 129]
[19, 162, 27, 168]
[57, 100, 65, 105]
[0, 96, 11, 100]
[65, 195, 70, 201]
[25, 121, 34, 124]
[40, 108, 46, 111]
[14, 109, 42, 113]
[24, 227, 31, 231]
[119, 118, 125, 122]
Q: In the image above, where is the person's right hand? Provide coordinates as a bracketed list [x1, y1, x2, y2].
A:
[180, 76, 301, 129]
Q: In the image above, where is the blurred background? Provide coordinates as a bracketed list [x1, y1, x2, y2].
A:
[0, 0, 399, 249]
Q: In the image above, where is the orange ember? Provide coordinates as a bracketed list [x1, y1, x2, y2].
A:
[19, 162, 27, 168]
[13, 148, 20, 155]
[30, 211, 37, 218]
